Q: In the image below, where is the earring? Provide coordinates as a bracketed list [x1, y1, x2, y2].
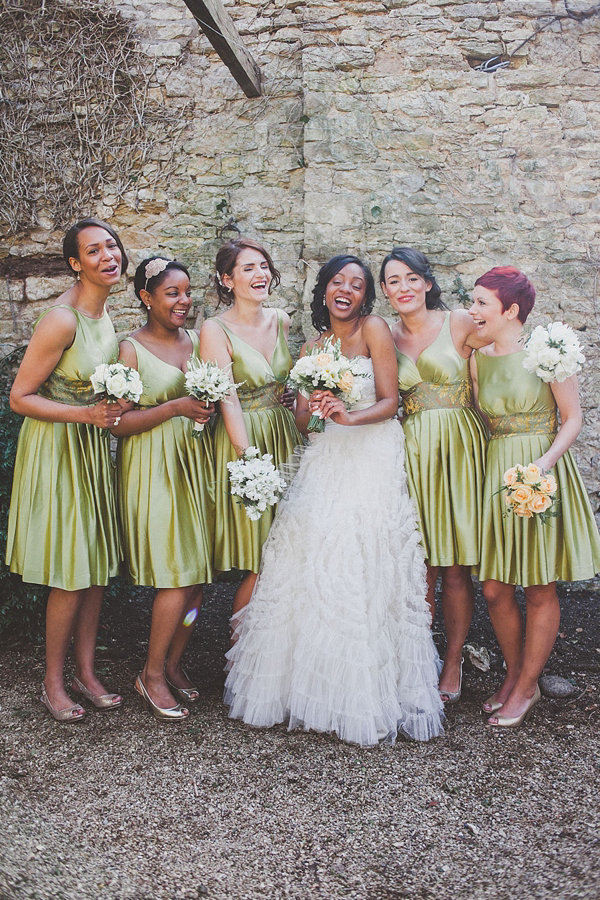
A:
[145, 304, 151, 310]
[76, 272, 81, 282]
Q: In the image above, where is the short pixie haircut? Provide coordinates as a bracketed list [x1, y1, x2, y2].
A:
[62, 218, 128, 276]
[474, 266, 536, 323]
[379, 247, 446, 311]
[133, 257, 190, 306]
[310, 255, 376, 333]
[215, 238, 281, 306]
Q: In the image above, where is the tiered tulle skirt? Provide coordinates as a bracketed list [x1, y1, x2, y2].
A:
[225, 418, 444, 746]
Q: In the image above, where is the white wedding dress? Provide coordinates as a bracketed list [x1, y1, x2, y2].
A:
[224, 357, 444, 746]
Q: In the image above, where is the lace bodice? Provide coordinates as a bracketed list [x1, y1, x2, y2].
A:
[350, 356, 376, 410]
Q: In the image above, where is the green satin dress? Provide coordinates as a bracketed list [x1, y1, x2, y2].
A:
[116, 332, 214, 588]
[211, 312, 302, 574]
[397, 313, 487, 567]
[476, 350, 600, 586]
[6, 305, 121, 590]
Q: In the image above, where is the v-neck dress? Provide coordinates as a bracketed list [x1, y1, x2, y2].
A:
[6, 305, 121, 590]
[475, 350, 600, 586]
[116, 332, 214, 588]
[397, 313, 487, 568]
[211, 312, 301, 574]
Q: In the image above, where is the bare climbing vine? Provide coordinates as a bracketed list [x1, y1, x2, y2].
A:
[0, 0, 193, 234]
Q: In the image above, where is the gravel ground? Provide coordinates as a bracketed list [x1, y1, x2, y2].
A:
[1, 578, 599, 900]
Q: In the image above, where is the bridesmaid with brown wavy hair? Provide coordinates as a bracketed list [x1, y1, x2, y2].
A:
[199, 238, 301, 617]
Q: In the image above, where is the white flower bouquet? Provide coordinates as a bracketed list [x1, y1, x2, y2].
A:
[227, 447, 287, 521]
[522, 322, 585, 383]
[184, 358, 243, 436]
[91, 362, 144, 403]
[499, 463, 558, 524]
[288, 337, 363, 433]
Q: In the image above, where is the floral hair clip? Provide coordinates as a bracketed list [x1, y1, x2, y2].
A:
[144, 257, 170, 289]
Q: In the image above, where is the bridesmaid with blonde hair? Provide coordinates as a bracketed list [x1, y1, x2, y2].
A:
[200, 238, 301, 616]
[381, 247, 487, 704]
[470, 266, 600, 727]
[7, 218, 127, 721]
[114, 257, 214, 721]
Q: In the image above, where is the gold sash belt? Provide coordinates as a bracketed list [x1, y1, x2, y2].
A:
[488, 409, 558, 440]
[37, 372, 96, 406]
[401, 379, 473, 416]
[238, 382, 285, 412]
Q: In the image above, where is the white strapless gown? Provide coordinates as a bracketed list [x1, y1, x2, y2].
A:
[224, 358, 444, 746]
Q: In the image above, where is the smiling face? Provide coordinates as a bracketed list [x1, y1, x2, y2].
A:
[222, 248, 272, 304]
[324, 263, 367, 322]
[468, 285, 517, 340]
[144, 269, 192, 330]
[381, 259, 431, 315]
[70, 226, 123, 287]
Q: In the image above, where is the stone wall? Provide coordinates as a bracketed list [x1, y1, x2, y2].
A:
[1, 0, 599, 504]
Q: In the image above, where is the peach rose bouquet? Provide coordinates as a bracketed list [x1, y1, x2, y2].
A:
[499, 463, 558, 523]
[288, 337, 364, 433]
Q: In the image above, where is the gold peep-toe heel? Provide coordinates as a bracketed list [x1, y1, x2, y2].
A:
[134, 675, 189, 722]
[482, 696, 503, 715]
[487, 685, 541, 729]
[72, 676, 122, 710]
[439, 660, 463, 705]
[41, 685, 85, 723]
[166, 670, 200, 703]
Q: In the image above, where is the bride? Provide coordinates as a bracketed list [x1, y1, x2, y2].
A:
[224, 255, 444, 746]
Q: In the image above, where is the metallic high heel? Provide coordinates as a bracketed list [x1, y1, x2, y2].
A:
[487, 685, 541, 729]
[165, 672, 200, 704]
[439, 660, 463, 704]
[41, 684, 85, 722]
[482, 696, 503, 715]
[72, 676, 122, 710]
[134, 675, 189, 722]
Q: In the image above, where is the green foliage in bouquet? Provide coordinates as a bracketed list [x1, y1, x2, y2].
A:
[0, 348, 47, 642]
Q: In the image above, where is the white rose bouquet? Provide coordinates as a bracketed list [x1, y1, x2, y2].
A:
[227, 447, 287, 521]
[499, 463, 559, 524]
[90, 362, 144, 435]
[522, 322, 585, 383]
[184, 358, 243, 437]
[288, 337, 363, 433]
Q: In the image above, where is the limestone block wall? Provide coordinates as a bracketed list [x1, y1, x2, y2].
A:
[1, 0, 599, 504]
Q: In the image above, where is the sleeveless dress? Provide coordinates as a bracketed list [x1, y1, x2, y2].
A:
[211, 312, 302, 574]
[225, 358, 444, 747]
[116, 332, 214, 588]
[397, 313, 487, 567]
[6, 306, 120, 590]
[475, 350, 600, 586]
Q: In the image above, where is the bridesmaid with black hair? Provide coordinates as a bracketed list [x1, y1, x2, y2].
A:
[113, 257, 214, 721]
[380, 247, 487, 704]
[7, 218, 127, 721]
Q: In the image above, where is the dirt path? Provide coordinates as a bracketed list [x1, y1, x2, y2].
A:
[1, 579, 598, 900]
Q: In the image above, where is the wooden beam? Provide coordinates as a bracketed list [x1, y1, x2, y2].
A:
[182, 0, 262, 98]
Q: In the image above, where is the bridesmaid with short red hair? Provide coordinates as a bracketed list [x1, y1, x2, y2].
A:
[470, 267, 600, 728]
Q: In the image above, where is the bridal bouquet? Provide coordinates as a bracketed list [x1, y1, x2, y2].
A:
[227, 447, 287, 521]
[522, 322, 585, 383]
[288, 337, 363, 433]
[185, 358, 243, 436]
[500, 463, 558, 523]
[91, 362, 144, 403]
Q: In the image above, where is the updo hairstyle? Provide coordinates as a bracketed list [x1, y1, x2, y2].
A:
[62, 217, 128, 276]
[133, 257, 191, 308]
[214, 238, 281, 306]
[379, 247, 446, 311]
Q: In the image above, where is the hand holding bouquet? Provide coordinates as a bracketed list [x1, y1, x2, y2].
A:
[227, 447, 287, 521]
[500, 463, 558, 523]
[288, 337, 363, 433]
[90, 362, 144, 432]
[184, 358, 243, 436]
[523, 322, 585, 383]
